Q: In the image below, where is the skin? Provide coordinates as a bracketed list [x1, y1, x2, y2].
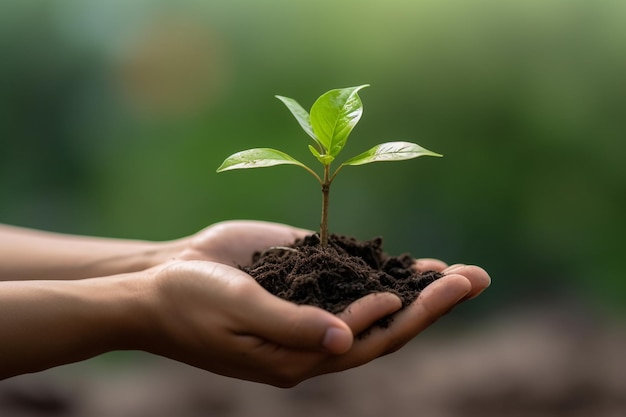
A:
[0, 221, 490, 387]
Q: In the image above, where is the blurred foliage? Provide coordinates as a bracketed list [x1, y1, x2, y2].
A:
[1, 0, 624, 316]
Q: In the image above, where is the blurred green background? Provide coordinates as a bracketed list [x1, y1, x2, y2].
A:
[1, 0, 624, 320]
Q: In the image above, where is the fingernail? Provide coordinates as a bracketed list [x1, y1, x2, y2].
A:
[322, 327, 353, 354]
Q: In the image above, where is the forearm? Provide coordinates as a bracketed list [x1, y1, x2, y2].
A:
[0, 224, 185, 281]
[0, 273, 153, 380]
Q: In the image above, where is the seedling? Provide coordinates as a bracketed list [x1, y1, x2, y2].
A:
[217, 85, 442, 247]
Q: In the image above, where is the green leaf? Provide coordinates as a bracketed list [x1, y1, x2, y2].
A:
[216, 148, 307, 172]
[342, 141, 443, 166]
[310, 85, 369, 157]
[275, 95, 321, 148]
[308, 145, 335, 165]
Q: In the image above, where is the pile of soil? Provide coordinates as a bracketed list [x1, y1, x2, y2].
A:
[243, 234, 442, 317]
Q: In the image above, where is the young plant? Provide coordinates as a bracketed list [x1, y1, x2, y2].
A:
[217, 85, 442, 247]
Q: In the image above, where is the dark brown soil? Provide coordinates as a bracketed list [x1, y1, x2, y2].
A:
[243, 234, 442, 317]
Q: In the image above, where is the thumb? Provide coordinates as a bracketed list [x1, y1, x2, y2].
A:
[243, 293, 354, 354]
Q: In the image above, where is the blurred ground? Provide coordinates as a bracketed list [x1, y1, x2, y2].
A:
[2, 304, 625, 417]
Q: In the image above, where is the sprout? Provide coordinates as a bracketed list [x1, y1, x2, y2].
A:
[217, 85, 442, 246]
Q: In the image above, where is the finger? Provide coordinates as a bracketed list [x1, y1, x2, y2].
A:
[179, 261, 352, 355]
[443, 264, 491, 300]
[413, 258, 448, 273]
[240, 284, 353, 355]
[326, 274, 471, 369]
[383, 274, 472, 352]
[336, 292, 403, 335]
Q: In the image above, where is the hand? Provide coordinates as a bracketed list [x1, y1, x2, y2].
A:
[140, 257, 490, 387]
[333, 261, 490, 367]
[173, 220, 311, 266]
[0, 221, 489, 383]
[142, 260, 403, 387]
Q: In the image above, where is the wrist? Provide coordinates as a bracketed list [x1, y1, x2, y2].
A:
[95, 270, 162, 353]
[69, 237, 187, 280]
[148, 237, 189, 267]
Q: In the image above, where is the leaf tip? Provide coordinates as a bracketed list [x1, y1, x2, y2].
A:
[351, 84, 370, 95]
[215, 162, 231, 173]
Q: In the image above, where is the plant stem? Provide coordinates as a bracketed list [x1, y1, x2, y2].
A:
[320, 164, 331, 247]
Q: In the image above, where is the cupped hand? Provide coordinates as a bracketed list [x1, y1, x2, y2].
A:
[142, 256, 490, 387]
[143, 260, 403, 387]
[174, 220, 311, 266]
